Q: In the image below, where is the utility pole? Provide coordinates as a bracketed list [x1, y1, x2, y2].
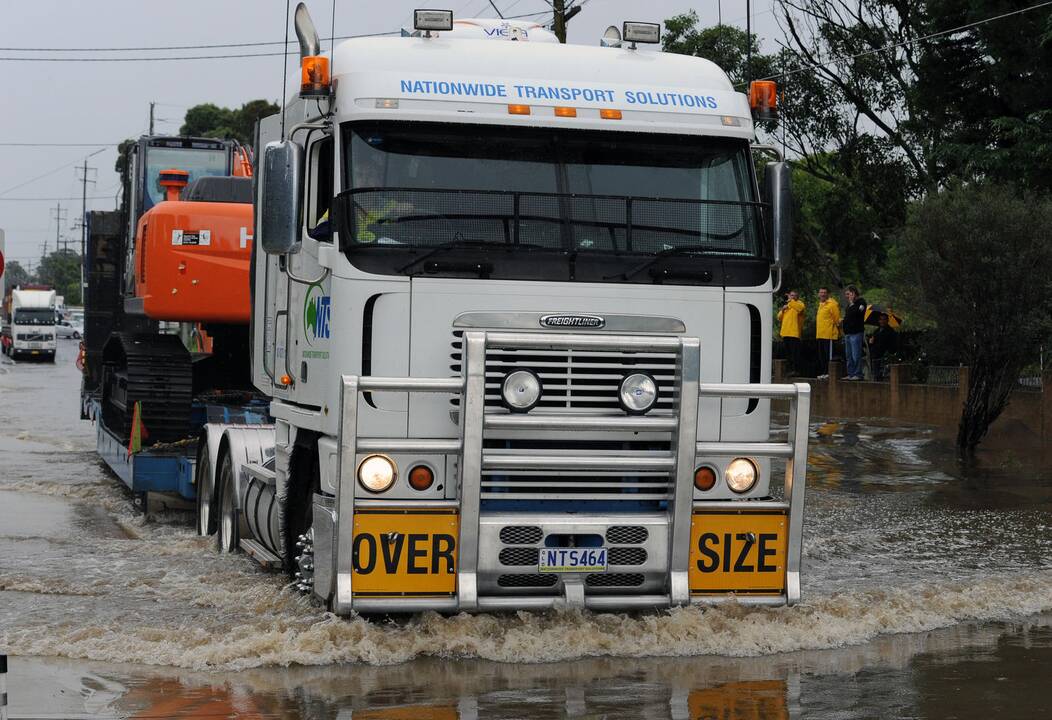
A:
[551, 0, 582, 44]
[50, 203, 67, 255]
[746, 0, 752, 81]
[75, 159, 97, 294]
[149, 101, 156, 135]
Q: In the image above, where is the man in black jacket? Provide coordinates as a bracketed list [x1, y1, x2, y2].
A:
[841, 285, 867, 380]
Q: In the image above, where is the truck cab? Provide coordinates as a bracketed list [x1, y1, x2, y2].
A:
[5, 287, 58, 362]
[214, 8, 810, 615]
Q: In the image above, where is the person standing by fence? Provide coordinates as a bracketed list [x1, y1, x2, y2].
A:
[815, 287, 841, 379]
[778, 290, 806, 376]
[842, 285, 868, 380]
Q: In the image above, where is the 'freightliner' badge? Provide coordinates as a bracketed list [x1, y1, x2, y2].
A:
[540, 314, 606, 329]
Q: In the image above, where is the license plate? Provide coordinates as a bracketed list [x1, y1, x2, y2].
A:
[689, 510, 787, 595]
[351, 508, 458, 597]
[538, 547, 607, 573]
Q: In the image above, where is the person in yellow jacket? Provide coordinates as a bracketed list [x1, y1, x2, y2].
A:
[815, 286, 841, 379]
[777, 290, 805, 375]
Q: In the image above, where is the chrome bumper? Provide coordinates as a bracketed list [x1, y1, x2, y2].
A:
[323, 331, 810, 614]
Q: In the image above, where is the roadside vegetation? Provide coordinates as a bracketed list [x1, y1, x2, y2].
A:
[665, 1, 1052, 451]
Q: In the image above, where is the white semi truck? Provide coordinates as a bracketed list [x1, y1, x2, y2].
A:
[4, 287, 58, 362]
[195, 7, 811, 614]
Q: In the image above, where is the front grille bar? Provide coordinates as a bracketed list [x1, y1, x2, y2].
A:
[333, 330, 811, 613]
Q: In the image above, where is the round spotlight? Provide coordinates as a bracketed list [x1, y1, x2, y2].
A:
[357, 454, 397, 493]
[408, 465, 435, 491]
[502, 369, 542, 412]
[694, 465, 717, 491]
[725, 458, 758, 494]
[618, 373, 658, 414]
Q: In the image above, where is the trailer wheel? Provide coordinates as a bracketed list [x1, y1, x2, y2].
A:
[216, 451, 240, 553]
[195, 442, 216, 536]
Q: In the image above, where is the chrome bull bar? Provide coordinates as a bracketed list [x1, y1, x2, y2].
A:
[332, 331, 810, 614]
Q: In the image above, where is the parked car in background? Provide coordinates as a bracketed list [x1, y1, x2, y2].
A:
[55, 315, 82, 339]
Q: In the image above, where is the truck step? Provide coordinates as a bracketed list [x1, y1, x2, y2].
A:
[240, 538, 282, 570]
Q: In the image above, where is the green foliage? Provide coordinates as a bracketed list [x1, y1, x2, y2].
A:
[179, 100, 279, 146]
[36, 251, 82, 306]
[3, 260, 33, 288]
[663, 12, 776, 85]
[890, 183, 1052, 449]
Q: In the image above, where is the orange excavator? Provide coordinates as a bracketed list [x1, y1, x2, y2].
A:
[82, 135, 259, 446]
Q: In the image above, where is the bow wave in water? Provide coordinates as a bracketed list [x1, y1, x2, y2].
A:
[2, 347, 1051, 671]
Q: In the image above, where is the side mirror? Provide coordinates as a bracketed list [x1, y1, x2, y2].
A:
[260, 140, 303, 255]
[764, 161, 792, 270]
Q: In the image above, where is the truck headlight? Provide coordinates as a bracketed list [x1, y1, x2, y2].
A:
[618, 373, 658, 414]
[502, 369, 542, 412]
[725, 458, 758, 493]
[358, 454, 397, 493]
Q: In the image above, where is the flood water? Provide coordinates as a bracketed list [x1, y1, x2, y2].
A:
[2, 344, 1051, 718]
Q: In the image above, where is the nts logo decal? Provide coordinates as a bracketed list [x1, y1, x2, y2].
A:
[304, 284, 331, 345]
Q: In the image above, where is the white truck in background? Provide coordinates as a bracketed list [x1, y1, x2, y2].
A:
[5, 288, 58, 362]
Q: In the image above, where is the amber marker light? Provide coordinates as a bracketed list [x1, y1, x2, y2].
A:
[300, 55, 331, 98]
[278, 374, 293, 386]
[694, 466, 717, 491]
[408, 465, 436, 491]
[599, 108, 623, 120]
[508, 104, 531, 115]
[554, 106, 577, 117]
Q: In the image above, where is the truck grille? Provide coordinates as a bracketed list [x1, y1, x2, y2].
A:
[450, 331, 678, 413]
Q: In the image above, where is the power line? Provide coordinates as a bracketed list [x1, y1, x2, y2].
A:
[761, 0, 1052, 86]
[0, 148, 106, 197]
[0, 142, 118, 147]
[0, 30, 402, 62]
[0, 31, 401, 53]
[0, 195, 115, 202]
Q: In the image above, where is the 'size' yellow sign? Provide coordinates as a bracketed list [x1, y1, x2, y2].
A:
[688, 510, 787, 595]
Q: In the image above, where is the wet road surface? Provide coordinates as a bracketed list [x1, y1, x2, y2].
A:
[2, 344, 1051, 718]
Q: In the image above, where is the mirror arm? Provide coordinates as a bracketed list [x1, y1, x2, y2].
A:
[286, 264, 330, 286]
[752, 144, 784, 162]
[770, 265, 783, 294]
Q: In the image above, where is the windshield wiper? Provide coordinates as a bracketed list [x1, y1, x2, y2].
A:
[397, 240, 549, 275]
[605, 247, 713, 281]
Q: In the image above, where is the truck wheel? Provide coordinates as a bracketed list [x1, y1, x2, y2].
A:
[216, 451, 240, 553]
[195, 443, 216, 536]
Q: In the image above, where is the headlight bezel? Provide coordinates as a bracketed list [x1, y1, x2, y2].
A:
[357, 454, 398, 494]
[618, 372, 659, 415]
[501, 368, 543, 413]
[724, 457, 759, 494]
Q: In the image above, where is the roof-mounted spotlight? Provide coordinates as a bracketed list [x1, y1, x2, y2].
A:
[415, 9, 454, 37]
[600, 25, 622, 48]
[622, 21, 660, 49]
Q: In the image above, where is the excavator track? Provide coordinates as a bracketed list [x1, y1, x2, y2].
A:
[101, 333, 193, 444]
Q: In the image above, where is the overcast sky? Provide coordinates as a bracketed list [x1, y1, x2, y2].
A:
[0, 0, 780, 271]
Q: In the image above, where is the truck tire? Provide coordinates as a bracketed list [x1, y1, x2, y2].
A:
[216, 451, 240, 554]
[195, 442, 216, 536]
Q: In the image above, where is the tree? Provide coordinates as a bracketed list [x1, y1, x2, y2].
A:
[37, 250, 82, 306]
[662, 11, 910, 288]
[179, 100, 279, 146]
[3, 260, 33, 289]
[890, 183, 1052, 451]
[663, 12, 777, 85]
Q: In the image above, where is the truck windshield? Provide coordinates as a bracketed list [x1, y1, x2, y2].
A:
[337, 121, 765, 283]
[13, 309, 55, 325]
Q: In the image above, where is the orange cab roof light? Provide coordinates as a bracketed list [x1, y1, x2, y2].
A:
[749, 80, 778, 121]
[554, 106, 577, 118]
[300, 55, 330, 98]
[508, 104, 531, 115]
[599, 108, 622, 120]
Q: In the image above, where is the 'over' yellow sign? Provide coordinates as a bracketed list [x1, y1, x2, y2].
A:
[351, 508, 458, 597]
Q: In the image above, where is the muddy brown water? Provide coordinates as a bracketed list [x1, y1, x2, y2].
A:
[1, 345, 1051, 718]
